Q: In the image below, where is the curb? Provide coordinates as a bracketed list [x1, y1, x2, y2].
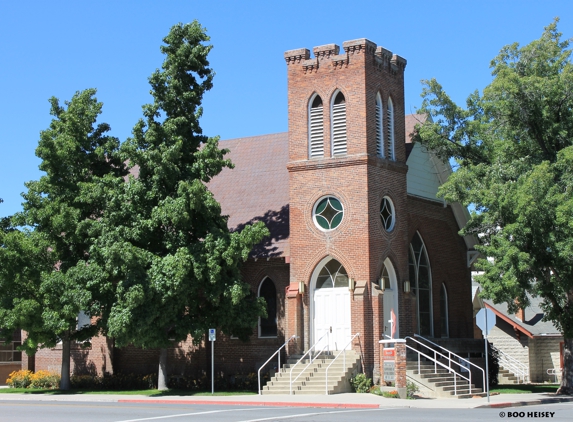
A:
[118, 399, 381, 409]
[476, 397, 573, 409]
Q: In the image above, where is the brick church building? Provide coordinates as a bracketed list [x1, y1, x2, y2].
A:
[19, 38, 477, 385]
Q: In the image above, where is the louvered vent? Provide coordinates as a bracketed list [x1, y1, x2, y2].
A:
[386, 101, 395, 160]
[332, 92, 347, 156]
[376, 99, 383, 157]
[309, 95, 324, 158]
[309, 106, 324, 158]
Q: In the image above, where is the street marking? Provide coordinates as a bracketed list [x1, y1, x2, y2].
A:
[237, 408, 393, 422]
[114, 407, 286, 422]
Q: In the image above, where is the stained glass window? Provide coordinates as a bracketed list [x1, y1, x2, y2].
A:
[314, 197, 343, 230]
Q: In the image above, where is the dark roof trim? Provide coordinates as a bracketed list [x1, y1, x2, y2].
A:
[485, 303, 534, 339]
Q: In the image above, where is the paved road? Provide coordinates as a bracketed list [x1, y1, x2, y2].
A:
[1, 401, 572, 422]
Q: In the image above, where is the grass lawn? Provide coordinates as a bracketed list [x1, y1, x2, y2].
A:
[491, 384, 559, 394]
[0, 388, 258, 396]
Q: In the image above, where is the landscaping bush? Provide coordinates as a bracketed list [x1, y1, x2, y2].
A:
[382, 389, 399, 398]
[6, 370, 33, 388]
[73, 373, 158, 391]
[29, 370, 60, 389]
[350, 373, 372, 393]
[407, 381, 419, 399]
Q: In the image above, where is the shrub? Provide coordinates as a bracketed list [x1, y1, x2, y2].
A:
[29, 370, 60, 389]
[407, 381, 419, 399]
[382, 389, 399, 398]
[6, 370, 33, 388]
[350, 373, 372, 393]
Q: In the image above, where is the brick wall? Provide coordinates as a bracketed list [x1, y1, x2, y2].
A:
[488, 319, 530, 373]
[115, 258, 291, 378]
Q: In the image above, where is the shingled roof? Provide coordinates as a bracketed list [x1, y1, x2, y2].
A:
[209, 133, 290, 259]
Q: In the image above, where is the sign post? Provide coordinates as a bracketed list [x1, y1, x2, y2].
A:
[209, 328, 216, 395]
[476, 308, 496, 402]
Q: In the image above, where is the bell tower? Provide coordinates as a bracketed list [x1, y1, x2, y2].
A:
[284, 39, 409, 377]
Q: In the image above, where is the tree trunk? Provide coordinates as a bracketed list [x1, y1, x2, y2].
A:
[158, 348, 168, 390]
[60, 338, 71, 390]
[557, 337, 573, 395]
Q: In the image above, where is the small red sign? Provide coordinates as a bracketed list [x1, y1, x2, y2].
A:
[383, 348, 395, 360]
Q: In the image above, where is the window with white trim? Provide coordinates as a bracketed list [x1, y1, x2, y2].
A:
[386, 97, 395, 160]
[376, 93, 384, 157]
[380, 196, 396, 232]
[259, 277, 277, 337]
[409, 232, 433, 336]
[309, 94, 324, 158]
[331, 91, 347, 156]
[313, 196, 344, 231]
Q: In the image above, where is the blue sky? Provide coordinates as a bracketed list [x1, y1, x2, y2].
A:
[1, 0, 571, 218]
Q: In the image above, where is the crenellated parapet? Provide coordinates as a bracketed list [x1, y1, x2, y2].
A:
[284, 48, 311, 65]
[285, 39, 405, 74]
[342, 38, 377, 56]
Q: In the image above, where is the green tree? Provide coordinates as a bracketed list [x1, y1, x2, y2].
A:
[415, 20, 573, 395]
[0, 89, 125, 389]
[93, 22, 268, 390]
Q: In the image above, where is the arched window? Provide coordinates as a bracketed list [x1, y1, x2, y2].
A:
[409, 232, 433, 336]
[379, 262, 391, 290]
[316, 259, 348, 289]
[331, 91, 347, 156]
[440, 284, 449, 338]
[259, 278, 277, 337]
[386, 97, 395, 160]
[376, 93, 384, 157]
[309, 94, 324, 158]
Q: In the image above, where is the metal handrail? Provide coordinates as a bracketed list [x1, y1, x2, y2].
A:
[325, 333, 360, 394]
[492, 345, 529, 383]
[257, 335, 298, 394]
[405, 343, 470, 395]
[412, 334, 486, 391]
[289, 331, 329, 395]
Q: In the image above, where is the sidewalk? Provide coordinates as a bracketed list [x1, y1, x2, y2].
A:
[1, 391, 572, 409]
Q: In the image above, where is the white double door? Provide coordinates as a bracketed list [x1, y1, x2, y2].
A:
[313, 286, 351, 351]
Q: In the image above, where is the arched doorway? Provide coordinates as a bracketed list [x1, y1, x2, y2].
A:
[380, 258, 399, 339]
[311, 257, 351, 350]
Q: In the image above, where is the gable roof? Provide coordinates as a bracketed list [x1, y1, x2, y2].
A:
[209, 133, 290, 259]
[482, 295, 561, 338]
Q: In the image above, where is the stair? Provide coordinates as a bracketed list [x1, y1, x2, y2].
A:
[498, 367, 519, 384]
[260, 350, 361, 395]
[406, 360, 486, 399]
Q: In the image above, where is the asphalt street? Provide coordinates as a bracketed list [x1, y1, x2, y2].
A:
[1, 401, 572, 422]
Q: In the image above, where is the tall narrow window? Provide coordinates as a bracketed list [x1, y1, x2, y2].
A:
[309, 95, 324, 158]
[376, 93, 384, 157]
[440, 284, 449, 338]
[409, 232, 433, 336]
[259, 278, 277, 337]
[386, 97, 395, 160]
[331, 91, 347, 156]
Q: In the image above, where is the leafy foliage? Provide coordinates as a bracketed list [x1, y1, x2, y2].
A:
[0, 89, 125, 389]
[92, 21, 268, 366]
[415, 19, 573, 394]
[7, 370, 60, 389]
[350, 373, 372, 393]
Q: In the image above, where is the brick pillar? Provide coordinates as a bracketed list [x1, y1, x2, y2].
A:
[395, 341, 407, 399]
[286, 282, 303, 355]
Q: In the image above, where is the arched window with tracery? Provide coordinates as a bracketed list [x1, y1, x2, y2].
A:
[258, 277, 277, 337]
[309, 94, 324, 158]
[331, 91, 347, 156]
[409, 232, 433, 336]
[386, 97, 395, 160]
